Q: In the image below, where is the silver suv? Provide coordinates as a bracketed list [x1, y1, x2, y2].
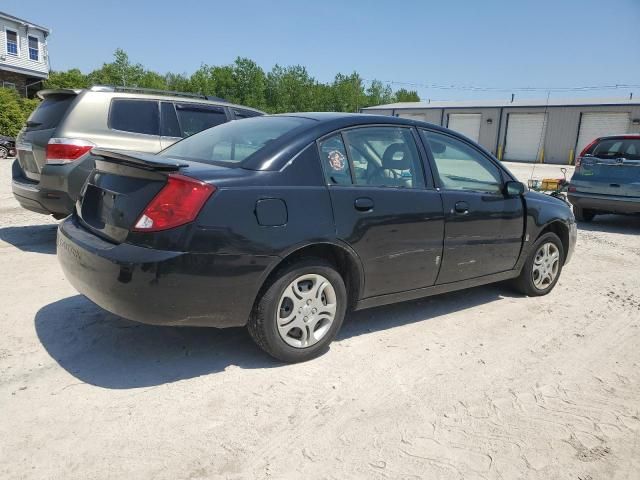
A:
[12, 85, 263, 217]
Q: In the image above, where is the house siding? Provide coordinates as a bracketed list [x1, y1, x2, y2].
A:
[0, 16, 49, 78]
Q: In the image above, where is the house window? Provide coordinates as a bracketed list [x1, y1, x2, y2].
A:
[28, 36, 39, 61]
[6, 30, 18, 55]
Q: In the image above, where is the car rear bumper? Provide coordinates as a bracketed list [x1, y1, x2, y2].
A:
[11, 157, 96, 216]
[568, 192, 640, 215]
[57, 216, 277, 328]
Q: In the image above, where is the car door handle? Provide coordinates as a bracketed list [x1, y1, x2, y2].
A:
[354, 197, 374, 212]
[454, 201, 469, 215]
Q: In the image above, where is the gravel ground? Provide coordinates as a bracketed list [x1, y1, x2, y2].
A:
[1, 158, 639, 479]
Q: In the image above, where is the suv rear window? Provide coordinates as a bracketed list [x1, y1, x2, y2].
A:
[160, 116, 311, 165]
[26, 94, 76, 131]
[110, 99, 159, 136]
[591, 138, 640, 160]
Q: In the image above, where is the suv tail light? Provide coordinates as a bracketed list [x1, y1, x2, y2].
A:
[133, 174, 215, 232]
[46, 138, 95, 164]
[575, 138, 599, 168]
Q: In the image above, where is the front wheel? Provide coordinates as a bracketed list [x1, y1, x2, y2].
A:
[512, 232, 564, 296]
[0, 146, 8, 159]
[248, 258, 347, 362]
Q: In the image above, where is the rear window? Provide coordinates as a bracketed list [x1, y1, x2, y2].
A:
[591, 138, 640, 160]
[232, 108, 262, 119]
[175, 103, 227, 137]
[110, 99, 159, 136]
[26, 94, 76, 131]
[160, 116, 311, 165]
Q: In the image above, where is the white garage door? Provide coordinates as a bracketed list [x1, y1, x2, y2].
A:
[576, 113, 631, 154]
[447, 114, 481, 142]
[504, 113, 547, 162]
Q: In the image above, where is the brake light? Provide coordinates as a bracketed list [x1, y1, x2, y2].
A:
[133, 174, 215, 232]
[575, 138, 599, 167]
[46, 138, 95, 164]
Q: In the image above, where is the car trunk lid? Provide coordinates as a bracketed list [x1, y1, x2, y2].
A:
[16, 90, 80, 181]
[77, 149, 236, 244]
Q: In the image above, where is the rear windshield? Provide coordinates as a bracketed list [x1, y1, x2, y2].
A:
[26, 94, 76, 131]
[159, 116, 312, 165]
[591, 138, 640, 160]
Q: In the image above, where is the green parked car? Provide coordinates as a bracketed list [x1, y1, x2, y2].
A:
[568, 135, 640, 222]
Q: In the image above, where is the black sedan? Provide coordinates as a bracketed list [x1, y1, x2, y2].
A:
[57, 113, 576, 362]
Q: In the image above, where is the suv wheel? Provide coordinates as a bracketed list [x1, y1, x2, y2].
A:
[513, 232, 564, 296]
[0, 146, 8, 159]
[248, 258, 347, 362]
[573, 204, 595, 222]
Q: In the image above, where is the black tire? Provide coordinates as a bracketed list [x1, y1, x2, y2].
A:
[573, 204, 595, 222]
[512, 232, 564, 296]
[248, 258, 347, 363]
[0, 146, 8, 159]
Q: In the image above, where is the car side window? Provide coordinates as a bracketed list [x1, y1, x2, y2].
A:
[110, 99, 159, 136]
[318, 134, 352, 185]
[175, 104, 228, 137]
[342, 127, 424, 189]
[422, 130, 503, 194]
[160, 102, 181, 137]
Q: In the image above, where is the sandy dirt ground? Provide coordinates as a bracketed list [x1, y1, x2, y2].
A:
[1, 158, 639, 480]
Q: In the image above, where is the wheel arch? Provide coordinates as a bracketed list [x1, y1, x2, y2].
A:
[536, 220, 570, 264]
[254, 241, 364, 312]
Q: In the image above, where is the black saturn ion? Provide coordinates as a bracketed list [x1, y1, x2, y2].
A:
[57, 113, 576, 362]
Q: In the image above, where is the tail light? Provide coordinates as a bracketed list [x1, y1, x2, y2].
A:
[575, 138, 599, 168]
[46, 138, 95, 164]
[133, 174, 215, 232]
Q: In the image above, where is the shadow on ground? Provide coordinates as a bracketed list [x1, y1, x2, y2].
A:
[0, 223, 57, 254]
[577, 214, 640, 234]
[36, 286, 511, 389]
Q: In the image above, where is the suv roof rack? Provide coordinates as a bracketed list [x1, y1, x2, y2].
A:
[89, 85, 230, 103]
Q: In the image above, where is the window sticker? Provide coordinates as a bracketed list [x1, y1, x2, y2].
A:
[328, 150, 346, 171]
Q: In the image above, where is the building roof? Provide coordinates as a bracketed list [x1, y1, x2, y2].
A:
[362, 97, 640, 110]
[0, 11, 50, 34]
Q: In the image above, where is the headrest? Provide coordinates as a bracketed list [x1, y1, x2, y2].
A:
[382, 143, 411, 170]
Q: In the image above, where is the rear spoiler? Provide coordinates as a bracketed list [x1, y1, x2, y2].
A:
[92, 148, 188, 171]
[36, 88, 83, 100]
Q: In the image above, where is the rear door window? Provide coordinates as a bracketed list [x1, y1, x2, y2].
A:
[232, 108, 262, 120]
[26, 94, 76, 131]
[160, 102, 181, 137]
[318, 134, 352, 185]
[175, 104, 228, 137]
[110, 99, 159, 135]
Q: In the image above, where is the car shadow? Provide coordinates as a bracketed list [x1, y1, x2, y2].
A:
[35, 286, 512, 389]
[577, 214, 640, 234]
[0, 223, 57, 254]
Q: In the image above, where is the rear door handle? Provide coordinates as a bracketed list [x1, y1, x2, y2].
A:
[454, 201, 469, 215]
[354, 197, 374, 212]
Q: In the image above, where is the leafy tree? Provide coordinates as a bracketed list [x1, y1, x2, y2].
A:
[44, 69, 89, 89]
[231, 57, 266, 110]
[365, 80, 394, 107]
[394, 88, 421, 102]
[0, 88, 35, 137]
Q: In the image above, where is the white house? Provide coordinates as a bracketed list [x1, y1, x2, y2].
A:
[0, 11, 50, 96]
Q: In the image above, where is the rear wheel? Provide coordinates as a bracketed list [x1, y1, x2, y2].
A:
[513, 232, 564, 296]
[573, 204, 595, 222]
[248, 258, 347, 362]
[0, 146, 8, 159]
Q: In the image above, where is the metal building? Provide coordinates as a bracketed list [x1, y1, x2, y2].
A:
[361, 98, 640, 164]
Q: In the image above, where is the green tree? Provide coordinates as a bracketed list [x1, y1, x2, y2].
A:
[88, 48, 145, 87]
[266, 65, 316, 113]
[394, 88, 420, 102]
[365, 80, 394, 107]
[0, 88, 34, 137]
[331, 73, 367, 112]
[231, 57, 266, 110]
[44, 69, 89, 89]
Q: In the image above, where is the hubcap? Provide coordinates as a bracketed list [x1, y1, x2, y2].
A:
[532, 242, 560, 290]
[276, 273, 337, 349]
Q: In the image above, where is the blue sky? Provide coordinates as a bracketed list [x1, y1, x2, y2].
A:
[5, 0, 640, 101]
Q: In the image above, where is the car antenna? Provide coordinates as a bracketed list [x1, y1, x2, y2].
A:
[529, 90, 551, 184]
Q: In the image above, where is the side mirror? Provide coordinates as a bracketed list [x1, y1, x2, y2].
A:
[505, 180, 525, 196]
